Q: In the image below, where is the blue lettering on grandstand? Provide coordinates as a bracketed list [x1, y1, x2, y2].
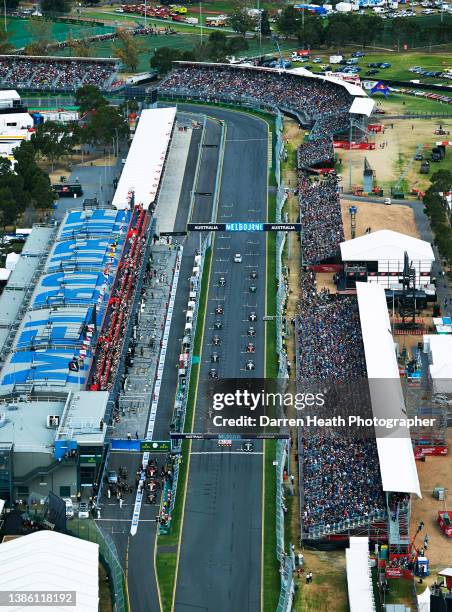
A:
[0, 208, 131, 389]
[2, 350, 87, 385]
[225, 222, 264, 232]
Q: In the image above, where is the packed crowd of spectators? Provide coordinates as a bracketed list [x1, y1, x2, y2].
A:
[298, 172, 344, 264]
[301, 434, 386, 534]
[159, 64, 353, 131]
[0, 56, 118, 91]
[295, 157, 384, 534]
[90, 208, 148, 391]
[295, 272, 367, 380]
[297, 138, 334, 169]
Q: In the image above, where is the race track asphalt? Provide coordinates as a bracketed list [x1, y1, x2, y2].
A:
[98, 115, 220, 612]
[174, 106, 268, 612]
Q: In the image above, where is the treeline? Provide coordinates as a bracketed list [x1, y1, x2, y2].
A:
[151, 31, 249, 73]
[275, 8, 452, 48]
[423, 170, 452, 269]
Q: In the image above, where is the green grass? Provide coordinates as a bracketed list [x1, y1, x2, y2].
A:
[155, 553, 177, 612]
[379, 93, 452, 115]
[384, 577, 415, 606]
[263, 439, 280, 612]
[263, 122, 279, 611]
[5, 16, 115, 49]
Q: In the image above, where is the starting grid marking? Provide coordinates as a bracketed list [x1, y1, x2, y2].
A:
[130, 246, 183, 537]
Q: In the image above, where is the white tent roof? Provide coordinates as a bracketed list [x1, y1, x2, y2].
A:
[0, 90, 20, 101]
[346, 537, 375, 612]
[356, 282, 421, 497]
[5, 252, 20, 270]
[423, 335, 452, 392]
[417, 586, 430, 612]
[112, 107, 176, 210]
[349, 97, 375, 117]
[341, 230, 435, 263]
[0, 530, 99, 611]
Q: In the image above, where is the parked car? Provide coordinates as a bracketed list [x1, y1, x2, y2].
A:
[78, 501, 90, 519]
[107, 470, 118, 484]
[63, 498, 74, 519]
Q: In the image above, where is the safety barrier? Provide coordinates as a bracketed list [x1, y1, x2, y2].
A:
[275, 439, 295, 612]
[274, 111, 289, 380]
[68, 518, 128, 612]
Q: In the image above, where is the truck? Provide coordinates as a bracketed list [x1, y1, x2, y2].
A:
[205, 15, 227, 26]
[330, 55, 343, 64]
[52, 183, 83, 198]
[290, 49, 310, 62]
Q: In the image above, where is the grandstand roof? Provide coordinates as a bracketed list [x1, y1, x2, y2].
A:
[0, 209, 130, 394]
[346, 537, 374, 612]
[287, 65, 368, 97]
[340, 230, 435, 263]
[356, 282, 421, 497]
[0, 54, 118, 64]
[112, 107, 176, 210]
[0, 530, 98, 611]
[423, 334, 452, 393]
[349, 97, 375, 117]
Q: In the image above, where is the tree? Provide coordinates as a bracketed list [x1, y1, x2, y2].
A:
[431, 170, 452, 194]
[276, 6, 301, 38]
[297, 14, 323, 48]
[150, 47, 194, 74]
[69, 37, 91, 58]
[325, 18, 352, 47]
[41, 0, 72, 14]
[0, 27, 12, 54]
[0, 187, 18, 225]
[31, 121, 74, 171]
[228, 2, 255, 37]
[24, 17, 52, 55]
[30, 172, 54, 210]
[113, 29, 145, 72]
[84, 105, 129, 147]
[260, 10, 271, 37]
[75, 85, 108, 114]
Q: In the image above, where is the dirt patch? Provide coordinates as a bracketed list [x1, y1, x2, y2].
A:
[341, 199, 419, 241]
[338, 117, 452, 195]
[284, 119, 305, 143]
[410, 429, 452, 572]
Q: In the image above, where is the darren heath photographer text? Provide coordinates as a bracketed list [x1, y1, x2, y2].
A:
[212, 415, 436, 428]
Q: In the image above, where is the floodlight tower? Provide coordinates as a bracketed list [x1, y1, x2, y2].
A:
[349, 205, 358, 239]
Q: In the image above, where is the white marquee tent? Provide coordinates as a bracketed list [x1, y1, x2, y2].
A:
[0, 530, 99, 611]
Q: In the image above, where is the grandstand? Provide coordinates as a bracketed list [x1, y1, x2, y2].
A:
[158, 62, 372, 140]
[0, 55, 120, 92]
[0, 207, 155, 501]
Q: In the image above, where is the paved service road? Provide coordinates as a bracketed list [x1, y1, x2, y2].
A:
[174, 106, 268, 612]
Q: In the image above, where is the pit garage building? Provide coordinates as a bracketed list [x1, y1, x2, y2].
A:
[0, 209, 130, 503]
